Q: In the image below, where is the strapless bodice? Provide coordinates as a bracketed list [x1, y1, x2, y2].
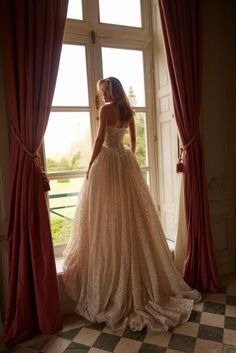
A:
[104, 126, 127, 153]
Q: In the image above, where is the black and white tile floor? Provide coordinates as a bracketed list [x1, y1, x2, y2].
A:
[1, 281, 236, 353]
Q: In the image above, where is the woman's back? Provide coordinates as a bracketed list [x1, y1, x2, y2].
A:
[104, 103, 131, 129]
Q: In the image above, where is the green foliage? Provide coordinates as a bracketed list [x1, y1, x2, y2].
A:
[128, 85, 137, 106]
[71, 151, 81, 168]
[51, 218, 71, 244]
[135, 114, 146, 166]
[47, 158, 59, 169]
[47, 151, 81, 172]
[127, 86, 146, 166]
[123, 113, 146, 166]
[57, 179, 69, 183]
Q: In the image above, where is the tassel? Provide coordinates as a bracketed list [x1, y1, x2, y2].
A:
[176, 132, 200, 173]
[41, 169, 51, 192]
[176, 161, 184, 173]
[176, 147, 184, 173]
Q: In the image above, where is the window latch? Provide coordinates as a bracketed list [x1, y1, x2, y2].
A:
[95, 95, 100, 110]
[91, 30, 96, 44]
[95, 94, 100, 120]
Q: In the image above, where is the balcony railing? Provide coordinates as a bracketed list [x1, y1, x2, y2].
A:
[49, 191, 79, 221]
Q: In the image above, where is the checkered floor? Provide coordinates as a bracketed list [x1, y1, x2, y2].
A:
[1, 282, 236, 353]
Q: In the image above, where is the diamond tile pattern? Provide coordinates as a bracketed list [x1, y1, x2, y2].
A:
[1, 282, 236, 353]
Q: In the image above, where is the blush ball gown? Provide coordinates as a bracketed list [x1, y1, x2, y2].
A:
[63, 126, 201, 332]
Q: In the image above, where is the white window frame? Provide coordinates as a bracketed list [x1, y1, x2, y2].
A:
[46, 0, 160, 258]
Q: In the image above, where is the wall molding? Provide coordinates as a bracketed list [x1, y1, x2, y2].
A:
[209, 199, 236, 275]
[207, 176, 224, 193]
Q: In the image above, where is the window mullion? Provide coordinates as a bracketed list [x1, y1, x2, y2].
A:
[86, 40, 101, 143]
[51, 106, 91, 112]
[48, 171, 86, 180]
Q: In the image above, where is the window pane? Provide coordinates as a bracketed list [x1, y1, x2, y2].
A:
[135, 113, 148, 166]
[102, 47, 145, 106]
[67, 0, 83, 20]
[45, 112, 91, 172]
[142, 170, 150, 187]
[52, 44, 88, 106]
[123, 113, 148, 166]
[49, 177, 84, 245]
[99, 0, 142, 27]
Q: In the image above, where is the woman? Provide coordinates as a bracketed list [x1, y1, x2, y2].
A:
[63, 77, 201, 332]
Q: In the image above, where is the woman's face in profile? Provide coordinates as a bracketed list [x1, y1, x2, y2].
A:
[100, 82, 112, 103]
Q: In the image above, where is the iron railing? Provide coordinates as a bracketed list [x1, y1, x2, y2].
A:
[49, 191, 79, 221]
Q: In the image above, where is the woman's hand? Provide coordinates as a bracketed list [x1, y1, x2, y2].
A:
[85, 106, 107, 181]
[86, 162, 92, 180]
[85, 168, 90, 180]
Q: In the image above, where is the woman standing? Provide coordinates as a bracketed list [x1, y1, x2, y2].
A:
[63, 77, 201, 332]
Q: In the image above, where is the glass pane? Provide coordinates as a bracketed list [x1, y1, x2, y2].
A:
[45, 112, 91, 172]
[142, 170, 150, 188]
[49, 177, 84, 245]
[123, 113, 148, 166]
[99, 0, 142, 27]
[67, 0, 83, 20]
[102, 47, 145, 106]
[52, 44, 88, 106]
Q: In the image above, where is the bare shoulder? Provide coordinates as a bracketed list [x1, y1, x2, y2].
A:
[98, 105, 109, 123]
[100, 104, 113, 113]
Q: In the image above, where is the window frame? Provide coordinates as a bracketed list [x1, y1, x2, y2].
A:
[45, 0, 159, 258]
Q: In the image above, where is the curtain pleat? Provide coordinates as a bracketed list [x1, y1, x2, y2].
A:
[158, 0, 220, 292]
[0, 0, 68, 346]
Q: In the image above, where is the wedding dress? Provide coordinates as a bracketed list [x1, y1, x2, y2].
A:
[63, 125, 201, 332]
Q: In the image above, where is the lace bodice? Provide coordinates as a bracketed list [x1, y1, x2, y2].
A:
[104, 126, 127, 153]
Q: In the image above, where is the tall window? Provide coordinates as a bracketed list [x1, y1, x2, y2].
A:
[44, 0, 159, 257]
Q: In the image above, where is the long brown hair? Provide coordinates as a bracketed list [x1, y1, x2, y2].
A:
[97, 77, 135, 122]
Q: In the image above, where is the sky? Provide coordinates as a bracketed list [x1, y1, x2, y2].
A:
[44, 113, 91, 159]
[67, 0, 142, 27]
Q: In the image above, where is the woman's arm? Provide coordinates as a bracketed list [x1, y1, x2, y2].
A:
[128, 117, 136, 154]
[86, 105, 107, 179]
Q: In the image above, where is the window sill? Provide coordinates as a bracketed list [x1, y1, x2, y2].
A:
[167, 239, 175, 253]
[56, 257, 64, 275]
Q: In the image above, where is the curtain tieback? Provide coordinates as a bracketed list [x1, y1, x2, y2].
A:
[10, 120, 50, 191]
[176, 130, 200, 173]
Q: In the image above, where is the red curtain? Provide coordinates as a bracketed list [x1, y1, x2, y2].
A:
[0, 0, 68, 346]
[158, 0, 220, 292]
